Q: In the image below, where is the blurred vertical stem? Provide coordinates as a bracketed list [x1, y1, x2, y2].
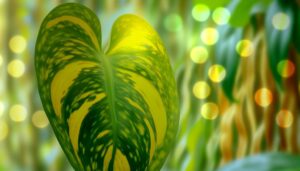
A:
[5, 0, 19, 165]
[283, 46, 299, 153]
[31, 0, 47, 170]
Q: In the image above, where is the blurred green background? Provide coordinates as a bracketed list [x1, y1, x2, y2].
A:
[1, 0, 300, 170]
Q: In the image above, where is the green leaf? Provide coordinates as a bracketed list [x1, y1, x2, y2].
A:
[218, 152, 300, 171]
[193, 0, 231, 9]
[35, 3, 179, 171]
[229, 0, 259, 27]
[215, 25, 243, 101]
[265, 0, 294, 89]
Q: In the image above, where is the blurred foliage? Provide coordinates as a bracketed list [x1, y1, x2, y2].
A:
[0, 0, 300, 171]
[218, 152, 300, 171]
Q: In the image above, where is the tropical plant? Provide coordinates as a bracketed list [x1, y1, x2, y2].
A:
[1, 0, 300, 170]
[35, 3, 179, 171]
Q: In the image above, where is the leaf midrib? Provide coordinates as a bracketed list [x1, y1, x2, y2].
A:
[98, 51, 118, 165]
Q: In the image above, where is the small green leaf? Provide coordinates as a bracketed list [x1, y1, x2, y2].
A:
[265, 0, 294, 89]
[187, 118, 212, 170]
[35, 3, 179, 171]
[218, 152, 300, 171]
[193, 0, 231, 9]
[229, 0, 259, 27]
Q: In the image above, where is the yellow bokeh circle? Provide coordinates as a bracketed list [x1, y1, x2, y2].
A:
[193, 81, 211, 99]
[201, 27, 219, 45]
[201, 102, 219, 120]
[9, 35, 27, 54]
[7, 59, 25, 78]
[9, 104, 27, 122]
[236, 39, 254, 57]
[32, 110, 49, 128]
[190, 46, 208, 64]
[208, 65, 226, 83]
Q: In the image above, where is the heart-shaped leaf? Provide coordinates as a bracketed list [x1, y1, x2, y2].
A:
[35, 3, 179, 171]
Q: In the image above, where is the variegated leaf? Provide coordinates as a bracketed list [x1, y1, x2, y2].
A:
[35, 3, 179, 171]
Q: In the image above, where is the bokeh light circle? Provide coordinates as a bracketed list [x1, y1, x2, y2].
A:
[0, 120, 9, 141]
[164, 13, 183, 32]
[32, 110, 49, 128]
[277, 60, 295, 78]
[254, 88, 273, 107]
[236, 39, 254, 57]
[212, 7, 231, 25]
[208, 65, 226, 83]
[201, 102, 219, 120]
[193, 81, 211, 99]
[9, 104, 27, 122]
[201, 27, 219, 45]
[7, 59, 25, 78]
[192, 4, 210, 22]
[9, 35, 27, 54]
[190, 46, 208, 64]
[276, 110, 293, 128]
[272, 12, 290, 30]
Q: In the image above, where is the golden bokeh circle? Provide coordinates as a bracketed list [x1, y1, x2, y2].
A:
[254, 88, 273, 107]
[276, 110, 293, 128]
[201, 102, 219, 120]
